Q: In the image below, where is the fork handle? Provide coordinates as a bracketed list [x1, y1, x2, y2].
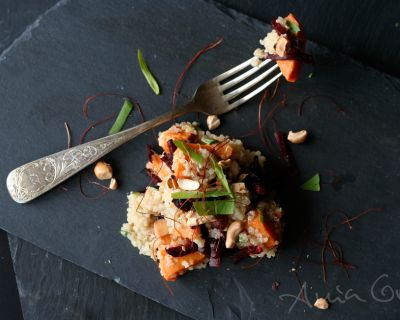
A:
[6, 102, 197, 203]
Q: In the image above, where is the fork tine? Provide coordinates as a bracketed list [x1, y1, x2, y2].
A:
[212, 58, 253, 83]
[223, 64, 280, 101]
[219, 59, 272, 92]
[228, 72, 282, 110]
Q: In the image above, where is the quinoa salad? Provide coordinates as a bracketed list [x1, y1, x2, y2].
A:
[121, 122, 284, 281]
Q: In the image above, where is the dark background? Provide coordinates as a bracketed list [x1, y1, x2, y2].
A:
[0, 0, 399, 319]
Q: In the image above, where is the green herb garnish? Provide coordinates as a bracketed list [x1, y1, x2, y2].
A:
[173, 140, 203, 164]
[210, 156, 233, 197]
[286, 20, 301, 34]
[193, 199, 235, 216]
[108, 99, 134, 135]
[201, 136, 217, 145]
[137, 49, 160, 95]
[300, 173, 320, 191]
[172, 189, 231, 199]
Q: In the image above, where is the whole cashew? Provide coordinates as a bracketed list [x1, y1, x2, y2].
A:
[225, 221, 244, 248]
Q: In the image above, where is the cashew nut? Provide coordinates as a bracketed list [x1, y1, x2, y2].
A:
[109, 178, 118, 190]
[94, 161, 113, 180]
[250, 57, 262, 67]
[177, 178, 200, 191]
[287, 130, 307, 144]
[225, 221, 244, 249]
[314, 298, 329, 310]
[253, 48, 265, 59]
[153, 219, 169, 238]
[207, 115, 221, 131]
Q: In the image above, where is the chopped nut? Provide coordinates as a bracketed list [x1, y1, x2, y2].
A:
[177, 178, 200, 191]
[207, 115, 221, 131]
[287, 130, 308, 144]
[225, 221, 244, 248]
[231, 182, 247, 194]
[253, 48, 265, 59]
[153, 219, 169, 238]
[250, 57, 262, 67]
[218, 159, 232, 169]
[109, 178, 118, 190]
[275, 37, 289, 57]
[314, 298, 329, 310]
[94, 161, 113, 180]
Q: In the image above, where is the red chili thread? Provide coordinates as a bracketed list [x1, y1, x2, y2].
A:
[298, 94, 345, 117]
[171, 38, 224, 108]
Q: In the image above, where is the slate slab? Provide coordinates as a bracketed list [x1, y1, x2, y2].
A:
[0, 0, 399, 319]
[8, 235, 190, 320]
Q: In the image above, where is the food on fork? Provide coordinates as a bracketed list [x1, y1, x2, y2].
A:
[121, 122, 284, 281]
[253, 13, 310, 82]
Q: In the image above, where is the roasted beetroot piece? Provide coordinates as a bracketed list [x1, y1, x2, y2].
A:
[160, 153, 173, 168]
[274, 131, 298, 176]
[167, 139, 177, 154]
[160, 139, 177, 168]
[210, 216, 229, 230]
[209, 239, 222, 267]
[271, 19, 287, 35]
[172, 199, 193, 212]
[264, 52, 314, 63]
[147, 144, 156, 161]
[166, 241, 199, 257]
[232, 245, 264, 263]
[243, 173, 268, 197]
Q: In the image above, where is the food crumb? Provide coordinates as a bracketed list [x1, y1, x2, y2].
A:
[314, 297, 329, 310]
[271, 281, 280, 291]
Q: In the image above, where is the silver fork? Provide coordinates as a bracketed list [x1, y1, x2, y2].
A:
[7, 58, 282, 203]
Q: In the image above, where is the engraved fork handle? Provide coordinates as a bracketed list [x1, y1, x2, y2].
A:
[6, 103, 197, 203]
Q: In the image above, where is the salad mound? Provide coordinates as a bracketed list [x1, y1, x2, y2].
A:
[121, 122, 284, 281]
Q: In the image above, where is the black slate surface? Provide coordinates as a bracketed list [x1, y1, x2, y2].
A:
[0, 231, 23, 320]
[0, 0, 400, 319]
[214, 0, 400, 78]
[8, 235, 191, 320]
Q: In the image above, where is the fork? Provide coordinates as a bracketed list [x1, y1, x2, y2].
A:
[6, 58, 282, 203]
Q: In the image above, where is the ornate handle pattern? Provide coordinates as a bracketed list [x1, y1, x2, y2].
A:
[6, 105, 193, 203]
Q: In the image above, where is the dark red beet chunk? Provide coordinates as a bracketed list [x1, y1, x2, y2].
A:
[232, 245, 264, 263]
[243, 173, 268, 197]
[147, 144, 155, 161]
[165, 242, 198, 257]
[160, 139, 176, 168]
[209, 239, 222, 267]
[172, 199, 193, 212]
[271, 19, 287, 35]
[274, 131, 298, 175]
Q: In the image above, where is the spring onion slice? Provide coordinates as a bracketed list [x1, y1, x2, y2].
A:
[172, 189, 231, 199]
[193, 199, 235, 216]
[173, 140, 203, 164]
[137, 49, 160, 95]
[300, 173, 320, 191]
[108, 99, 133, 135]
[210, 156, 233, 197]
